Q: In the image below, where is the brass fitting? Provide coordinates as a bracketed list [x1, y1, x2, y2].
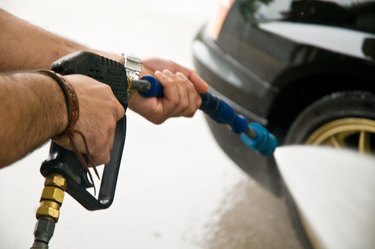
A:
[36, 174, 67, 222]
[41, 186, 65, 204]
[45, 174, 67, 190]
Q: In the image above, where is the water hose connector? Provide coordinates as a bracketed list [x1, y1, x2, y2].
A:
[31, 174, 67, 249]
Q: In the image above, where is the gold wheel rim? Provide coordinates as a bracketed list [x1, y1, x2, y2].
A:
[306, 118, 375, 154]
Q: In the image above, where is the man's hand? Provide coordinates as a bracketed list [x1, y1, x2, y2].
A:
[141, 57, 209, 93]
[128, 58, 209, 124]
[54, 74, 125, 165]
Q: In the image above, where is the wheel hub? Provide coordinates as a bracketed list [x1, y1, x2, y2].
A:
[306, 118, 375, 154]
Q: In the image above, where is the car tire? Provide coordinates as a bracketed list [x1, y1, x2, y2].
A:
[284, 90, 375, 151]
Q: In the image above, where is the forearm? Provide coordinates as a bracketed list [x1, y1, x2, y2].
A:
[0, 8, 207, 129]
[0, 72, 67, 167]
[0, 8, 123, 71]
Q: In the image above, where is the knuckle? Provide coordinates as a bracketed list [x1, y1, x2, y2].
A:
[104, 157, 111, 164]
[102, 149, 111, 164]
[184, 112, 194, 118]
[170, 97, 180, 106]
[186, 81, 194, 89]
[102, 84, 112, 92]
[181, 100, 189, 110]
[176, 72, 187, 81]
[185, 106, 196, 118]
[151, 117, 165, 125]
[108, 100, 118, 112]
[94, 151, 110, 165]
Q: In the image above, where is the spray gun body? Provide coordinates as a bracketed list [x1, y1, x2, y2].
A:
[42, 51, 128, 210]
[31, 52, 129, 249]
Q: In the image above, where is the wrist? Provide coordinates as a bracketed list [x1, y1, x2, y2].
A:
[35, 73, 68, 136]
[37, 70, 79, 138]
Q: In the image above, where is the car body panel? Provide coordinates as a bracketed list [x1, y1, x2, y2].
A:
[259, 22, 375, 60]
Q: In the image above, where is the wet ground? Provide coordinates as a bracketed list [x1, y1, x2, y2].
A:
[0, 1, 303, 248]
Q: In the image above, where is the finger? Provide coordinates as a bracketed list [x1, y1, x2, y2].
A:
[156, 70, 178, 111]
[183, 76, 201, 117]
[189, 71, 209, 93]
[161, 70, 182, 116]
[169, 64, 209, 93]
[173, 72, 190, 116]
[155, 70, 175, 94]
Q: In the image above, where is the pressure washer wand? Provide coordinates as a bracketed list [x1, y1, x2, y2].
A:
[130, 75, 278, 156]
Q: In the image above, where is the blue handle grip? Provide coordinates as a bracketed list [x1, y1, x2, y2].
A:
[139, 75, 164, 97]
[139, 75, 277, 155]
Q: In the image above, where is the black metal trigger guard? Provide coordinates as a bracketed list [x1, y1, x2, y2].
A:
[40, 51, 128, 210]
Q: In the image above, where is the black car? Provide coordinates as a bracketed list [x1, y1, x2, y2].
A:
[193, 0, 375, 187]
[193, 0, 375, 246]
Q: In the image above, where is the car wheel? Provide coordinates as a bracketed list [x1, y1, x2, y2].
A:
[285, 91, 375, 153]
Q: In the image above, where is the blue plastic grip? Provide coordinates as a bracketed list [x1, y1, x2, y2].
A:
[240, 123, 278, 156]
[139, 75, 164, 97]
